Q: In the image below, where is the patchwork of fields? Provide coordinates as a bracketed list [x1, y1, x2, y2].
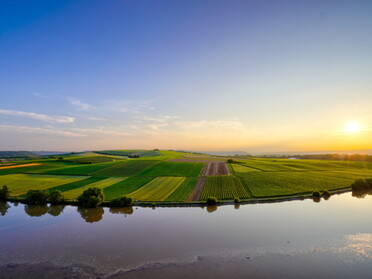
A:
[1, 150, 372, 203]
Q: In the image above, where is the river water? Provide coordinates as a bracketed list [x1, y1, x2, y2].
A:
[1, 192, 372, 278]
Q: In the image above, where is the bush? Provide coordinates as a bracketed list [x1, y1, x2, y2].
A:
[365, 178, 372, 187]
[321, 190, 331, 198]
[351, 179, 370, 191]
[110, 196, 133, 207]
[227, 159, 234, 163]
[206, 196, 218, 205]
[26, 190, 49, 205]
[77, 187, 104, 207]
[0, 185, 10, 201]
[49, 190, 64, 204]
[234, 197, 240, 203]
[312, 191, 321, 198]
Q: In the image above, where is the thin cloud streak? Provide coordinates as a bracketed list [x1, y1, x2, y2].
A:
[0, 109, 74, 123]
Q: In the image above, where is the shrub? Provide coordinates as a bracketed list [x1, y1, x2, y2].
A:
[0, 185, 10, 201]
[351, 179, 369, 191]
[312, 191, 321, 198]
[227, 159, 234, 163]
[110, 196, 133, 207]
[234, 197, 240, 203]
[365, 178, 372, 187]
[77, 187, 104, 207]
[49, 190, 64, 204]
[321, 190, 331, 198]
[206, 196, 218, 205]
[26, 190, 49, 205]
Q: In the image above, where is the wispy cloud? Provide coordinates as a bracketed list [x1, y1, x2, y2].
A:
[32, 92, 49, 98]
[0, 109, 74, 123]
[68, 98, 95, 111]
[0, 125, 82, 137]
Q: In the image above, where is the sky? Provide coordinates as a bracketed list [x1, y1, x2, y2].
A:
[0, 0, 372, 153]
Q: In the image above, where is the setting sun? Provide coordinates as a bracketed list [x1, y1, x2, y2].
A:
[345, 122, 361, 133]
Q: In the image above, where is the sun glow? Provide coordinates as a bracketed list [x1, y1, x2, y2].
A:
[345, 122, 361, 133]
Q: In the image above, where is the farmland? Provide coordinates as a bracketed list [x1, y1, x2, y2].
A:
[0, 150, 372, 204]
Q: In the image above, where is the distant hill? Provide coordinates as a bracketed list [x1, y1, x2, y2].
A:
[0, 151, 39, 158]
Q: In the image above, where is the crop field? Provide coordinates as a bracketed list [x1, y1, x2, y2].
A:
[137, 162, 204, 177]
[91, 161, 157, 177]
[186, 177, 207, 202]
[0, 161, 77, 175]
[202, 162, 230, 176]
[231, 163, 259, 173]
[200, 176, 250, 200]
[166, 177, 198, 202]
[0, 174, 88, 196]
[42, 161, 116, 176]
[129, 177, 185, 201]
[63, 155, 122, 164]
[103, 176, 154, 200]
[47, 177, 107, 194]
[237, 170, 372, 198]
[63, 177, 127, 199]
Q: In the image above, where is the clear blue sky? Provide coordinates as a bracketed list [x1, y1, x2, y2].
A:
[1, 0, 372, 152]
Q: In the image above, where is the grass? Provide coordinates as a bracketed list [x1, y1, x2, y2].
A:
[237, 170, 372, 198]
[137, 162, 204, 177]
[103, 176, 154, 200]
[47, 177, 107, 193]
[62, 155, 122, 164]
[42, 161, 116, 176]
[63, 177, 127, 199]
[0, 174, 88, 196]
[91, 161, 157, 177]
[166, 177, 198, 202]
[129, 177, 185, 201]
[230, 163, 260, 173]
[200, 176, 251, 200]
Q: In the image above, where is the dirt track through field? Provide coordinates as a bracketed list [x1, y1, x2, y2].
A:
[185, 177, 206, 202]
[0, 163, 41, 170]
[201, 162, 230, 176]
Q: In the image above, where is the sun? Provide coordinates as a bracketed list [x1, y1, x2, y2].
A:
[345, 122, 361, 133]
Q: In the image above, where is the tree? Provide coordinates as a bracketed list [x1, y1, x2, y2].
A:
[110, 196, 133, 207]
[206, 196, 218, 205]
[26, 190, 49, 205]
[0, 185, 10, 201]
[49, 190, 64, 204]
[77, 187, 104, 207]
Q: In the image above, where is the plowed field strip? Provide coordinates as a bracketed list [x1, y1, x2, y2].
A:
[0, 163, 41, 170]
[185, 176, 206, 202]
[202, 162, 230, 176]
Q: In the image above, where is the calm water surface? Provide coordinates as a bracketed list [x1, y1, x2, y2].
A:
[1, 193, 372, 278]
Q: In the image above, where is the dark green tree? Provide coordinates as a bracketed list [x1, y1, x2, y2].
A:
[109, 196, 133, 207]
[0, 185, 10, 201]
[77, 187, 104, 207]
[26, 190, 49, 205]
[49, 190, 64, 204]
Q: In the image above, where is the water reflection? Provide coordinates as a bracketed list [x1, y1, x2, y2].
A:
[110, 207, 134, 215]
[24, 204, 49, 217]
[234, 204, 240, 210]
[77, 207, 104, 223]
[206, 205, 218, 213]
[48, 205, 66, 217]
[312, 197, 321, 203]
[352, 189, 372, 199]
[0, 201, 10, 216]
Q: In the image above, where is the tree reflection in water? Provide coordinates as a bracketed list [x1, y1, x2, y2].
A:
[312, 197, 321, 203]
[0, 202, 10, 216]
[48, 205, 66, 217]
[109, 207, 134, 216]
[206, 205, 218, 213]
[77, 207, 104, 223]
[24, 204, 49, 217]
[352, 188, 372, 199]
[234, 204, 240, 210]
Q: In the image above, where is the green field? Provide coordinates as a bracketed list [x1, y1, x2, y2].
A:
[166, 177, 198, 202]
[0, 174, 88, 196]
[200, 176, 251, 200]
[137, 162, 204, 177]
[103, 176, 154, 200]
[1, 150, 372, 203]
[91, 161, 157, 177]
[63, 177, 127, 199]
[129, 177, 185, 201]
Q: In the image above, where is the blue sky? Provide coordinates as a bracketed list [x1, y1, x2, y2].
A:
[1, 0, 372, 152]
